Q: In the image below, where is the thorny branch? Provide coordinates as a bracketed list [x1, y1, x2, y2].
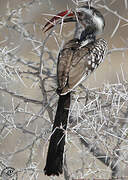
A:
[0, 87, 42, 104]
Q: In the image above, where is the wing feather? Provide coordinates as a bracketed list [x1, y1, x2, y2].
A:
[57, 38, 107, 95]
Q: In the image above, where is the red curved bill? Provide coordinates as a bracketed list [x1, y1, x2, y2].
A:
[43, 10, 74, 32]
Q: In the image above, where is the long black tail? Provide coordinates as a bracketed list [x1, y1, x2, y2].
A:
[44, 93, 71, 176]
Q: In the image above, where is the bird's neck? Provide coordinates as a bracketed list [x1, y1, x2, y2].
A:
[80, 25, 97, 42]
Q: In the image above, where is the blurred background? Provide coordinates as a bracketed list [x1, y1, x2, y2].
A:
[0, 0, 128, 179]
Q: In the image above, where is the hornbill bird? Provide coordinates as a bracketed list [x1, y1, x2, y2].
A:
[43, 5, 108, 176]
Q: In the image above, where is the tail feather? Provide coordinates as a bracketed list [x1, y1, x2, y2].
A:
[44, 93, 70, 176]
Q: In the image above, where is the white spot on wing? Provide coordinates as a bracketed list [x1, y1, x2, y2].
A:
[92, 63, 95, 68]
[88, 60, 91, 65]
[92, 56, 95, 62]
[85, 67, 88, 71]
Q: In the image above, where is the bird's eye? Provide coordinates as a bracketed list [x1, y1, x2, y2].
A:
[78, 12, 83, 17]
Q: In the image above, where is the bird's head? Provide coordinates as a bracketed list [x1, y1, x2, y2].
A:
[76, 6, 105, 34]
[43, 6, 105, 36]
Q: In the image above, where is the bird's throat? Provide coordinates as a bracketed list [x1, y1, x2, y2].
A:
[80, 25, 96, 41]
